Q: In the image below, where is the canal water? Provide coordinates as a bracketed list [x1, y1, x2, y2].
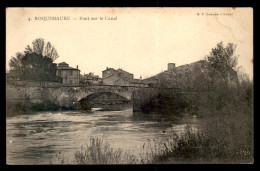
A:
[6, 108, 198, 164]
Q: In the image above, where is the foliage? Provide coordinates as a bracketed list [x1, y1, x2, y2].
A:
[158, 74, 253, 163]
[24, 38, 59, 61]
[203, 42, 239, 89]
[162, 106, 253, 164]
[24, 53, 60, 82]
[134, 88, 190, 115]
[74, 138, 138, 164]
[206, 42, 238, 69]
[8, 52, 25, 80]
[139, 83, 253, 163]
[9, 38, 61, 82]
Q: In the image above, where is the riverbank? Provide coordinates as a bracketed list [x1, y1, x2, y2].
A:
[57, 106, 252, 164]
[148, 85, 254, 163]
[55, 84, 253, 164]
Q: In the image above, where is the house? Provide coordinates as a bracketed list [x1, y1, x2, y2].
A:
[143, 61, 239, 89]
[102, 67, 133, 81]
[129, 78, 148, 87]
[81, 72, 102, 85]
[102, 67, 148, 87]
[56, 62, 80, 85]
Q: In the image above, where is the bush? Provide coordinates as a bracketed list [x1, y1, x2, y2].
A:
[73, 138, 138, 164]
[134, 88, 190, 115]
[147, 82, 254, 164]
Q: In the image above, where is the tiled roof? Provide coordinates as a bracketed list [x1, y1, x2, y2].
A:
[103, 74, 116, 79]
[57, 66, 79, 70]
[58, 62, 68, 65]
[56, 61, 80, 70]
[103, 68, 117, 72]
[117, 69, 133, 75]
[103, 68, 133, 77]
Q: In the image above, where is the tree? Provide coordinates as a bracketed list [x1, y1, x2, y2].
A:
[203, 42, 239, 89]
[9, 38, 61, 82]
[236, 66, 251, 85]
[22, 52, 60, 81]
[24, 38, 59, 62]
[44, 42, 59, 61]
[9, 52, 26, 80]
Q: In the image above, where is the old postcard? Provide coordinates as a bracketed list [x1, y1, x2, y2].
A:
[6, 8, 253, 164]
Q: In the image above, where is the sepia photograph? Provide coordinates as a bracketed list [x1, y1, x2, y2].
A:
[6, 7, 253, 164]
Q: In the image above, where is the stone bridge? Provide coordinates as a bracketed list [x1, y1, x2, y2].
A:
[6, 84, 181, 110]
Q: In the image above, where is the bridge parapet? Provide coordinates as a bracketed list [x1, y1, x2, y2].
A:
[42, 84, 179, 90]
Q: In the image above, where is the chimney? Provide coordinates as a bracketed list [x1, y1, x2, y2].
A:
[168, 63, 175, 70]
[76, 65, 78, 69]
[106, 67, 108, 70]
[140, 76, 142, 80]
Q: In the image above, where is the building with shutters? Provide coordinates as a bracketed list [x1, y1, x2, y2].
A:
[56, 62, 80, 85]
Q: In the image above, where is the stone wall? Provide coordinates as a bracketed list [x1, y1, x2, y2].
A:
[6, 85, 44, 104]
[6, 85, 139, 109]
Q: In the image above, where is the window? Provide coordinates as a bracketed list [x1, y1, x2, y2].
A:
[69, 80, 73, 84]
[70, 70, 73, 76]
[58, 70, 61, 76]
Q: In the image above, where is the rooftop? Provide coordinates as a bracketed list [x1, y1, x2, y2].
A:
[117, 68, 133, 76]
[56, 62, 80, 70]
[57, 66, 80, 70]
[103, 67, 133, 75]
[58, 62, 68, 65]
[103, 67, 117, 72]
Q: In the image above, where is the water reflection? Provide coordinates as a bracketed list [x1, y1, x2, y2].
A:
[6, 108, 198, 164]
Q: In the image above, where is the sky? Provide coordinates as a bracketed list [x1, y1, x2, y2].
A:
[6, 8, 253, 79]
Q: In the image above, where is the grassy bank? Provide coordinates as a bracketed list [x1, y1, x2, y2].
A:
[56, 108, 253, 164]
[62, 109, 252, 164]
[156, 84, 254, 163]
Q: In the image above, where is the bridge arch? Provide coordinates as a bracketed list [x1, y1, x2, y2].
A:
[78, 91, 131, 101]
[75, 91, 132, 110]
[74, 87, 134, 102]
